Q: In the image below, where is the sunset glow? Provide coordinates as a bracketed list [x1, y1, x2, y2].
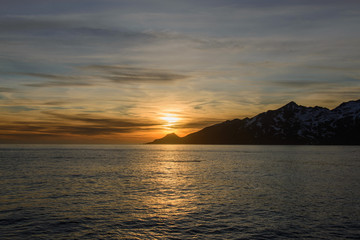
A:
[161, 114, 180, 126]
[1, 0, 360, 143]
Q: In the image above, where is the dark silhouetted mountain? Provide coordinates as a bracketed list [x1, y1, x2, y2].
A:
[149, 133, 182, 144]
[148, 99, 360, 145]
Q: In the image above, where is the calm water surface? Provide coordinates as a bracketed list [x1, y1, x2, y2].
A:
[1, 145, 360, 239]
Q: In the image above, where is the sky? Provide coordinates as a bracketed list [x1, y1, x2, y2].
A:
[1, 0, 360, 143]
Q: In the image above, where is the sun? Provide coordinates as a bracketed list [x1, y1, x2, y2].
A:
[161, 116, 179, 124]
[160, 113, 180, 127]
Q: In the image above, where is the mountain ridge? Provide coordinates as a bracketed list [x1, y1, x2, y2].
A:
[148, 99, 360, 145]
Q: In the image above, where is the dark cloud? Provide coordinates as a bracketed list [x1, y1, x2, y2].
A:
[0, 106, 37, 112]
[70, 27, 154, 40]
[0, 16, 72, 32]
[0, 123, 46, 132]
[83, 65, 188, 83]
[271, 78, 360, 89]
[271, 81, 329, 88]
[5, 71, 92, 87]
[17, 72, 75, 80]
[306, 65, 360, 72]
[44, 112, 160, 128]
[0, 16, 148, 36]
[314, 88, 360, 97]
[0, 133, 62, 144]
[0, 87, 15, 92]
[0, 15, 156, 47]
[192, 100, 224, 110]
[1, 112, 162, 138]
[24, 81, 92, 87]
[43, 101, 71, 106]
[9, 64, 188, 87]
[53, 125, 135, 135]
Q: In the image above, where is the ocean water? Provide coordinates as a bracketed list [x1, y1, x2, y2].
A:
[1, 145, 360, 239]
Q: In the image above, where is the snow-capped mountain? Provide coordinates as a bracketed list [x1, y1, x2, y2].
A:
[149, 99, 360, 144]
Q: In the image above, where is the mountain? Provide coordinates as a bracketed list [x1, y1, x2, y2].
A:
[149, 133, 182, 144]
[148, 99, 360, 145]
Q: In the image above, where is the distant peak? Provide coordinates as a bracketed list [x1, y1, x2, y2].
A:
[282, 101, 299, 110]
[165, 133, 179, 137]
[335, 99, 360, 108]
[286, 101, 298, 106]
[333, 99, 360, 112]
[147, 132, 182, 144]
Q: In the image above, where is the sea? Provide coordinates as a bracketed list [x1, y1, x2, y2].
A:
[1, 144, 360, 239]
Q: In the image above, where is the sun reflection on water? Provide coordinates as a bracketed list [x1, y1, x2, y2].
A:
[136, 146, 201, 220]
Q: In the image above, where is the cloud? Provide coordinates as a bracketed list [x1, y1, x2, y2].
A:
[17, 72, 76, 80]
[0, 15, 152, 38]
[0, 16, 72, 32]
[0, 122, 48, 132]
[0, 15, 157, 48]
[270, 81, 332, 88]
[9, 72, 93, 87]
[53, 125, 138, 135]
[306, 65, 360, 72]
[7, 64, 188, 88]
[0, 110, 162, 139]
[269, 77, 360, 89]
[0, 106, 37, 112]
[42, 101, 72, 106]
[82, 65, 189, 83]
[24, 81, 92, 87]
[45, 111, 156, 126]
[0, 87, 15, 92]
[0, 15, 160, 69]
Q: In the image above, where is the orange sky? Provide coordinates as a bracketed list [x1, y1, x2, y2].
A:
[1, 0, 360, 143]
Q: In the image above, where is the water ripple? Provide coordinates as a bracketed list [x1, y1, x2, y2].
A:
[1, 145, 360, 239]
